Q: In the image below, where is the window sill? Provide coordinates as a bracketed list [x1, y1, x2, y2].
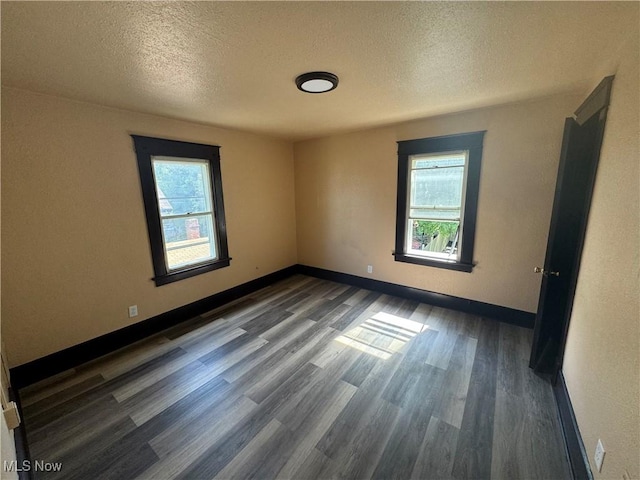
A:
[393, 253, 473, 272]
[153, 257, 231, 286]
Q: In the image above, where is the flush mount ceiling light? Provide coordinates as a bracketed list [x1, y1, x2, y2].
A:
[295, 71, 339, 94]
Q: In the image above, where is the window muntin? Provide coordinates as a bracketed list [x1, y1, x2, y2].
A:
[132, 135, 230, 286]
[152, 157, 218, 271]
[406, 151, 468, 261]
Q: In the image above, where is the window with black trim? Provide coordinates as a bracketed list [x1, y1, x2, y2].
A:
[132, 135, 230, 286]
[394, 131, 485, 272]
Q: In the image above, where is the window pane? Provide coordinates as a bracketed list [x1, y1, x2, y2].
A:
[407, 220, 460, 258]
[152, 157, 213, 216]
[410, 166, 464, 209]
[162, 214, 217, 270]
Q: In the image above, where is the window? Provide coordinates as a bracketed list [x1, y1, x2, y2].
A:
[132, 135, 230, 286]
[394, 131, 485, 272]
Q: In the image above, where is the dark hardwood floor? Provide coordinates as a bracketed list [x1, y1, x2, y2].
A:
[19, 275, 571, 479]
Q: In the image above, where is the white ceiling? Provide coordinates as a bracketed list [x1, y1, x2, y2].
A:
[1, 1, 637, 141]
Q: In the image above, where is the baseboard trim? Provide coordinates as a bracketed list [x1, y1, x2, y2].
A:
[297, 265, 535, 328]
[553, 372, 593, 480]
[10, 263, 535, 389]
[9, 265, 298, 389]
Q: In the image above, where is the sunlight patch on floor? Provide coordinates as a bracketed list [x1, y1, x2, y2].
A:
[335, 311, 429, 359]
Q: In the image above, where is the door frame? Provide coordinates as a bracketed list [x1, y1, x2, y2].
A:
[530, 76, 614, 381]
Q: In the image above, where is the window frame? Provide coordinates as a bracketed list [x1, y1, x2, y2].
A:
[132, 135, 230, 286]
[394, 131, 485, 273]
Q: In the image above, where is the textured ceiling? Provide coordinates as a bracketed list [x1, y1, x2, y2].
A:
[1, 1, 637, 140]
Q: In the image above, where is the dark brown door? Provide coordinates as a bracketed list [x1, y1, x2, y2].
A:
[530, 77, 614, 379]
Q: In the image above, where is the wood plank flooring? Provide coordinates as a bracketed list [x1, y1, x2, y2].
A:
[19, 275, 571, 479]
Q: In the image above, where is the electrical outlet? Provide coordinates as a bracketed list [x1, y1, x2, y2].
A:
[128, 305, 138, 318]
[594, 439, 605, 472]
[367, 265, 373, 274]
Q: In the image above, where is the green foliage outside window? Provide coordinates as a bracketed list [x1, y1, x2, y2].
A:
[413, 220, 458, 239]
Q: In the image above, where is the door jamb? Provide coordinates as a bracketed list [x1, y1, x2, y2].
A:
[548, 76, 615, 382]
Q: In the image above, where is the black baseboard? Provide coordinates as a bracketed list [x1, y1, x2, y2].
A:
[8, 262, 576, 480]
[8, 387, 33, 480]
[9, 263, 535, 389]
[553, 372, 593, 480]
[10, 265, 298, 389]
[297, 265, 536, 328]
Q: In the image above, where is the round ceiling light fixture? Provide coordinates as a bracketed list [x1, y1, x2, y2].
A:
[295, 71, 339, 94]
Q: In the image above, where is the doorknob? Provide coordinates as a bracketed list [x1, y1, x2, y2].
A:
[534, 267, 560, 277]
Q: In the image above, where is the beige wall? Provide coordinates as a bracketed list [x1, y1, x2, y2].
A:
[294, 93, 582, 312]
[1, 118, 19, 477]
[0, 105, 18, 472]
[563, 35, 640, 479]
[1, 88, 297, 367]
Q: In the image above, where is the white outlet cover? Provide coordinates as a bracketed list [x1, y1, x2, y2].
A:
[128, 305, 138, 318]
[367, 265, 373, 273]
[594, 439, 605, 472]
